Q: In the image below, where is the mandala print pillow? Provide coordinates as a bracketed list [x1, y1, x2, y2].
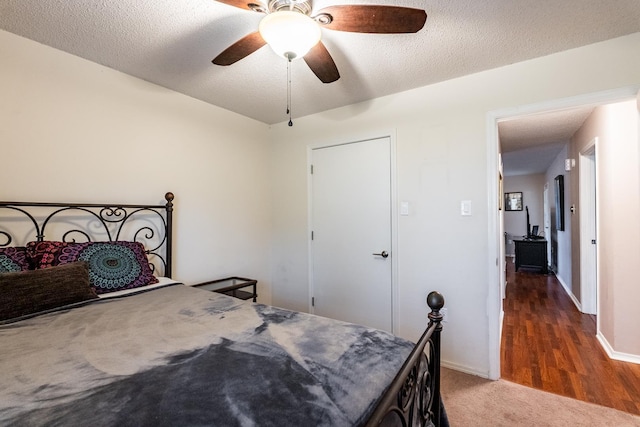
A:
[0, 247, 30, 273]
[27, 241, 158, 294]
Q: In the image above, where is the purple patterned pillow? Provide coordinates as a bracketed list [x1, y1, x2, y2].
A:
[0, 247, 30, 273]
[27, 241, 158, 294]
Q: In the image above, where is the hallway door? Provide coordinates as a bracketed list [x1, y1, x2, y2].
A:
[580, 142, 597, 315]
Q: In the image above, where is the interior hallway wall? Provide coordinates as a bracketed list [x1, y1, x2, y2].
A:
[545, 145, 572, 292]
[570, 100, 640, 358]
[268, 33, 640, 376]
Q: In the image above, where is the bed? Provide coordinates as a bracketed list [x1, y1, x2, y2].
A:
[0, 193, 446, 426]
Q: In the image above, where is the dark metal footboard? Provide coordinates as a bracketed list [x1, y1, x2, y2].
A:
[365, 291, 445, 427]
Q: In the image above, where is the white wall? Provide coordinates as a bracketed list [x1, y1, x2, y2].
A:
[571, 100, 640, 357]
[503, 174, 545, 255]
[0, 31, 274, 303]
[545, 146, 572, 289]
[268, 33, 640, 376]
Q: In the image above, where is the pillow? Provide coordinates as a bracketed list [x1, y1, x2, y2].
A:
[27, 241, 158, 295]
[0, 247, 30, 273]
[0, 261, 98, 321]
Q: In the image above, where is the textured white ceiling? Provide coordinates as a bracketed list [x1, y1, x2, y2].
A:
[500, 108, 594, 154]
[1, 0, 639, 126]
[499, 106, 594, 176]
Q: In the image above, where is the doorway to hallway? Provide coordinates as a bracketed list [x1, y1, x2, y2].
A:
[501, 258, 640, 415]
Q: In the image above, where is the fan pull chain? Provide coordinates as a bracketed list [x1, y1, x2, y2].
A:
[286, 55, 293, 127]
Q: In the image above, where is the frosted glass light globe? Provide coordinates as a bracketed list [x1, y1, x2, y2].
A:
[259, 11, 321, 60]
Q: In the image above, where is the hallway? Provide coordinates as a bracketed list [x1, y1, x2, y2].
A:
[500, 257, 640, 415]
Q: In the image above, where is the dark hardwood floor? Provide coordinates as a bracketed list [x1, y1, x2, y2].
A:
[501, 257, 640, 416]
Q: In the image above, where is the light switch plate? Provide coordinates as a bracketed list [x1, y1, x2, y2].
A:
[461, 200, 472, 216]
[400, 201, 409, 216]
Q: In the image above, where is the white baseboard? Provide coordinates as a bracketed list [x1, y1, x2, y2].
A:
[557, 275, 640, 366]
[556, 274, 583, 312]
[499, 309, 504, 348]
[596, 332, 640, 365]
[441, 360, 490, 379]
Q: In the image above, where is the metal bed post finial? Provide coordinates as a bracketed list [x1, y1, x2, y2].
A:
[164, 192, 174, 208]
[427, 291, 445, 326]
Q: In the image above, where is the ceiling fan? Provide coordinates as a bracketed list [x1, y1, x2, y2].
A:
[211, 0, 427, 83]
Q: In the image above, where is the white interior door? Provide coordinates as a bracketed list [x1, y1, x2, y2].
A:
[311, 137, 392, 332]
[580, 142, 598, 315]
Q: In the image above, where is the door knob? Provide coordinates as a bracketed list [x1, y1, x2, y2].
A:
[373, 251, 389, 258]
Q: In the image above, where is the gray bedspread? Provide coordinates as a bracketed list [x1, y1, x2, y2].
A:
[0, 284, 414, 426]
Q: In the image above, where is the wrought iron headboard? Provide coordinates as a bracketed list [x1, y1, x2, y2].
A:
[0, 192, 174, 277]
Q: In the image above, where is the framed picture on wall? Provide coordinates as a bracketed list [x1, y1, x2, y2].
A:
[555, 175, 565, 231]
[504, 192, 523, 211]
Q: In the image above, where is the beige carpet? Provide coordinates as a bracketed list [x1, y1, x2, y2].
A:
[440, 367, 640, 426]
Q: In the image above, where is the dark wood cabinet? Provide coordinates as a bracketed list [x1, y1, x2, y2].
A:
[514, 239, 548, 274]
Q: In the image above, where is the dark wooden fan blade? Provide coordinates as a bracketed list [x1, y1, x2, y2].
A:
[212, 0, 266, 12]
[315, 5, 427, 33]
[212, 32, 267, 65]
[304, 41, 340, 83]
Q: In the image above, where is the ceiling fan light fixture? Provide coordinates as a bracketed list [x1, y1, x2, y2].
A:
[259, 11, 321, 60]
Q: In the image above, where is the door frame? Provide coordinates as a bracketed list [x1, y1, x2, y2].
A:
[579, 139, 598, 315]
[486, 86, 639, 380]
[307, 129, 399, 333]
